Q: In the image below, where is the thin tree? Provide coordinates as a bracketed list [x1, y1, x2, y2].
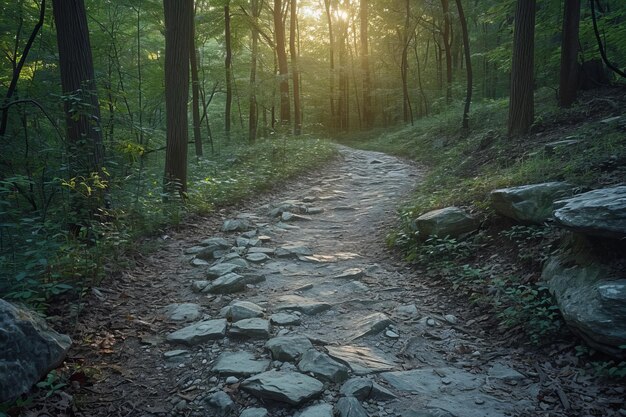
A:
[441, 0, 453, 103]
[163, 0, 193, 197]
[360, 0, 372, 129]
[323, 0, 336, 130]
[191, 3, 203, 157]
[559, 0, 580, 107]
[507, 0, 536, 136]
[273, 0, 290, 125]
[290, 0, 302, 135]
[455, 0, 472, 129]
[248, 0, 262, 142]
[224, 0, 233, 138]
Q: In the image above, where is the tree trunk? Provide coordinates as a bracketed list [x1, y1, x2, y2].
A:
[507, 0, 536, 136]
[248, 0, 261, 143]
[190, 9, 203, 157]
[163, 0, 192, 197]
[274, 0, 290, 125]
[290, 0, 302, 135]
[360, 0, 372, 129]
[324, 0, 336, 131]
[441, 0, 453, 103]
[224, 1, 233, 138]
[401, 0, 413, 125]
[455, 0, 472, 129]
[558, 0, 580, 108]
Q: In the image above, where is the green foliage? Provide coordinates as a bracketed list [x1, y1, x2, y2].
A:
[35, 370, 67, 398]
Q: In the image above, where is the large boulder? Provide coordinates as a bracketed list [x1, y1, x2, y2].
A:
[415, 207, 479, 238]
[0, 299, 72, 402]
[490, 182, 573, 224]
[543, 255, 626, 358]
[553, 186, 626, 239]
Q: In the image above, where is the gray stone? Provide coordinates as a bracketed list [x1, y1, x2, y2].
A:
[164, 303, 202, 321]
[223, 219, 255, 233]
[220, 257, 249, 268]
[229, 318, 271, 339]
[306, 207, 325, 215]
[282, 212, 312, 222]
[544, 255, 626, 357]
[247, 247, 276, 255]
[298, 349, 350, 383]
[381, 367, 482, 394]
[415, 207, 479, 238]
[206, 391, 235, 416]
[166, 319, 227, 346]
[340, 378, 397, 401]
[246, 253, 271, 263]
[0, 299, 72, 402]
[333, 268, 365, 280]
[197, 238, 231, 260]
[350, 312, 392, 340]
[490, 182, 573, 224]
[220, 301, 264, 322]
[207, 263, 244, 278]
[265, 335, 314, 362]
[203, 273, 265, 294]
[553, 186, 626, 239]
[240, 408, 269, 417]
[326, 345, 396, 375]
[190, 258, 210, 267]
[270, 312, 302, 326]
[395, 304, 419, 318]
[192, 280, 210, 293]
[335, 397, 368, 417]
[225, 376, 239, 384]
[163, 349, 189, 358]
[295, 403, 334, 417]
[275, 245, 314, 258]
[184, 246, 205, 255]
[276, 295, 332, 315]
[212, 351, 270, 376]
[401, 409, 455, 417]
[240, 370, 324, 405]
[487, 363, 525, 383]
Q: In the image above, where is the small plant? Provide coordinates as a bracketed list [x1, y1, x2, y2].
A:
[35, 370, 67, 398]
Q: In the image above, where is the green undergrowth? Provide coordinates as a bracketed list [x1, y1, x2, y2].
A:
[0, 136, 336, 311]
[344, 86, 625, 345]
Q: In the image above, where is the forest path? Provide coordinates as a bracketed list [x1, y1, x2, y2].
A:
[74, 146, 559, 417]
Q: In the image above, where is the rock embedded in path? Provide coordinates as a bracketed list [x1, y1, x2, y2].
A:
[190, 258, 210, 267]
[196, 237, 231, 260]
[553, 186, 626, 239]
[333, 268, 365, 280]
[395, 304, 419, 318]
[298, 349, 350, 383]
[240, 408, 269, 417]
[203, 273, 265, 294]
[248, 247, 276, 255]
[295, 403, 334, 417]
[240, 370, 324, 405]
[207, 263, 244, 278]
[206, 391, 235, 416]
[276, 245, 314, 258]
[490, 182, 573, 224]
[270, 312, 302, 326]
[415, 207, 479, 238]
[326, 345, 396, 375]
[246, 252, 271, 263]
[220, 301, 264, 322]
[282, 212, 312, 222]
[350, 312, 393, 340]
[340, 378, 396, 401]
[265, 335, 314, 362]
[335, 397, 369, 417]
[212, 351, 270, 376]
[401, 409, 455, 417]
[0, 299, 72, 402]
[222, 218, 255, 233]
[164, 303, 202, 322]
[229, 318, 271, 339]
[166, 319, 227, 346]
[276, 295, 332, 315]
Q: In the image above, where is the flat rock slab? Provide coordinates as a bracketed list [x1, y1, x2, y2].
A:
[276, 295, 332, 315]
[247, 253, 271, 263]
[266, 335, 314, 362]
[295, 403, 333, 417]
[207, 263, 243, 278]
[270, 312, 302, 326]
[241, 370, 324, 406]
[340, 377, 396, 401]
[335, 397, 368, 417]
[415, 206, 479, 238]
[164, 303, 202, 322]
[220, 301, 264, 322]
[212, 351, 270, 376]
[0, 299, 72, 402]
[223, 219, 255, 232]
[166, 319, 227, 346]
[240, 408, 269, 417]
[490, 182, 573, 224]
[326, 345, 397, 374]
[298, 349, 350, 383]
[381, 367, 482, 394]
[333, 268, 365, 280]
[203, 273, 265, 294]
[282, 212, 312, 222]
[229, 318, 271, 339]
[248, 247, 276, 255]
[276, 245, 314, 258]
[349, 312, 392, 340]
[206, 391, 236, 416]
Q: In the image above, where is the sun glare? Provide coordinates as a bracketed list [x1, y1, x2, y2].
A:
[300, 5, 323, 20]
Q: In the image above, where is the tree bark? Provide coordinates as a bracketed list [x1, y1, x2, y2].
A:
[191, 8, 203, 157]
[455, 0, 472, 129]
[248, 0, 261, 143]
[274, 0, 290, 125]
[290, 0, 302, 135]
[224, 1, 233, 137]
[441, 0, 453, 103]
[360, 0, 372, 129]
[324, 0, 336, 131]
[163, 0, 193, 197]
[558, 0, 580, 108]
[508, 0, 536, 136]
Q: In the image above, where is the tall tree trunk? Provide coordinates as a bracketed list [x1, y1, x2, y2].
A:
[559, 0, 580, 108]
[441, 0, 453, 103]
[324, 0, 336, 131]
[337, 3, 349, 132]
[163, 0, 192, 197]
[507, 0, 536, 136]
[274, 0, 290, 125]
[400, 0, 413, 124]
[224, 1, 233, 138]
[360, 0, 372, 129]
[455, 0, 472, 129]
[248, 0, 261, 143]
[290, 0, 302, 135]
[191, 6, 203, 157]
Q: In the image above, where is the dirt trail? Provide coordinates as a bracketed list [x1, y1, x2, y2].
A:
[66, 146, 623, 417]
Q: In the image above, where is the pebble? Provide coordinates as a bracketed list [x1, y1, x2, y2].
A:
[226, 376, 239, 384]
[474, 398, 485, 405]
[385, 330, 399, 339]
[426, 318, 436, 327]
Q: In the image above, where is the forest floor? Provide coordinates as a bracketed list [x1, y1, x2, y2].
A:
[28, 146, 625, 417]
